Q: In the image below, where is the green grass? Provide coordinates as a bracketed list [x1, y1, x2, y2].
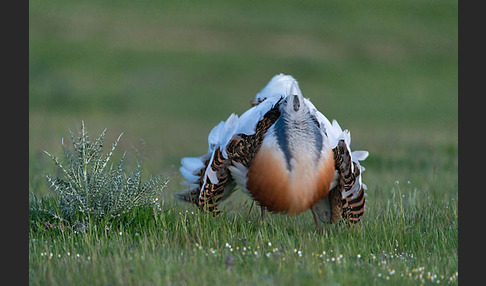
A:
[29, 182, 457, 285]
[29, 0, 457, 284]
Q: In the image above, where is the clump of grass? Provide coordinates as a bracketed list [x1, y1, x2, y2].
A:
[41, 121, 167, 223]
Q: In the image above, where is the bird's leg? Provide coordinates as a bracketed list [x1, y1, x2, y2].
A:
[260, 206, 266, 230]
[246, 200, 255, 219]
[311, 206, 322, 233]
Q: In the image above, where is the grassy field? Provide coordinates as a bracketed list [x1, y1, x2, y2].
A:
[29, 0, 457, 285]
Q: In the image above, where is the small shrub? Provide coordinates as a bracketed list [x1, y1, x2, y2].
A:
[42, 121, 167, 222]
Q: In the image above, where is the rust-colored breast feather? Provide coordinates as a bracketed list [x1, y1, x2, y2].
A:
[247, 145, 335, 215]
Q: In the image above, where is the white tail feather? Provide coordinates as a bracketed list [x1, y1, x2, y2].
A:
[181, 157, 205, 172]
[228, 162, 249, 194]
[352, 150, 369, 161]
[179, 166, 200, 183]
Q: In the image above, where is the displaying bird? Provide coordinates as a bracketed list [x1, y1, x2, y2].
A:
[176, 74, 368, 228]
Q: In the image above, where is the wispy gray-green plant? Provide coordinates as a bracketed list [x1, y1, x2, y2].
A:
[43, 121, 167, 222]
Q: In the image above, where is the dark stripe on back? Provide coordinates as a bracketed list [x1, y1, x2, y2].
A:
[274, 116, 292, 169]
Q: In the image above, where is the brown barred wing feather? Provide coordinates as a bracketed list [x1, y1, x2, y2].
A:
[196, 148, 233, 215]
[226, 103, 281, 167]
[332, 139, 366, 223]
[195, 100, 281, 214]
[177, 97, 282, 215]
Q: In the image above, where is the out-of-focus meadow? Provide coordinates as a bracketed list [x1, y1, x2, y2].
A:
[29, 0, 457, 284]
[29, 0, 457, 195]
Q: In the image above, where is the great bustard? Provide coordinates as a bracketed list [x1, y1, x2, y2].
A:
[176, 74, 368, 229]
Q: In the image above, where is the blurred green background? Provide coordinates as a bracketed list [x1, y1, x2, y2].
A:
[29, 0, 457, 199]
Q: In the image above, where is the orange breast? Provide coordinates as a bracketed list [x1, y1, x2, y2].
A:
[246, 144, 335, 215]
